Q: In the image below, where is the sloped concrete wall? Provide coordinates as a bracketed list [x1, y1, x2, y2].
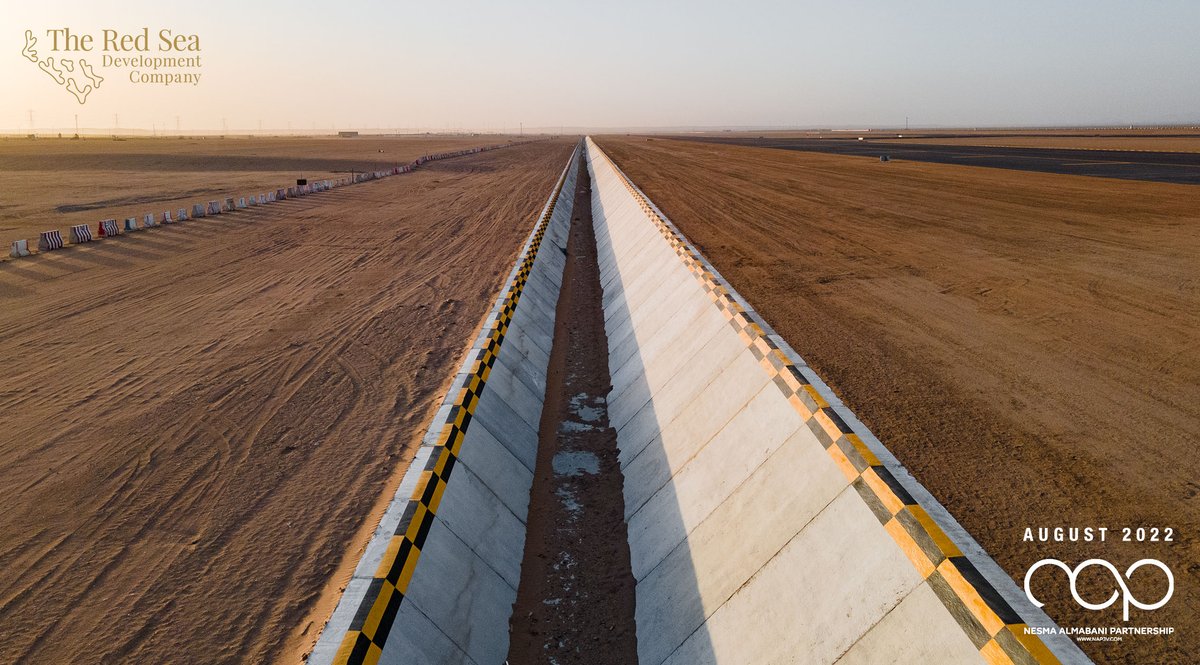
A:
[309, 144, 580, 665]
[586, 137, 1090, 665]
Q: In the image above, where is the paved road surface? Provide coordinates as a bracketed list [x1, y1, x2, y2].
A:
[673, 135, 1200, 184]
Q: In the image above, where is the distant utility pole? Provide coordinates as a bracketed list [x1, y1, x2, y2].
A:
[28, 109, 34, 133]
[520, 121, 523, 136]
[74, 113, 79, 137]
[905, 116, 909, 131]
[176, 115, 181, 133]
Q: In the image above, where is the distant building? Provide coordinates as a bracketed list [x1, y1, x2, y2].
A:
[338, 131, 359, 138]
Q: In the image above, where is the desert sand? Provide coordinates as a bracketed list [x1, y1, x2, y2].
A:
[596, 136, 1199, 665]
[0, 138, 574, 664]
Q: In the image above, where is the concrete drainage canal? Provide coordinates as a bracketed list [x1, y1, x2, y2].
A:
[506, 144, 638, 664]
[307, 139, 1091, 665]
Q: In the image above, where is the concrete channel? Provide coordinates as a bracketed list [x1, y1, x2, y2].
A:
[308, 138, 1092, 665]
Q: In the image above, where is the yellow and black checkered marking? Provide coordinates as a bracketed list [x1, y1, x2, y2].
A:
[331, 148, 574, 665]
[593, 142, 1062, 665]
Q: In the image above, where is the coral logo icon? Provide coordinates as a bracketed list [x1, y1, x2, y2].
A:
[1024, 558, 1174, 621]
[22, 30, 103, 104]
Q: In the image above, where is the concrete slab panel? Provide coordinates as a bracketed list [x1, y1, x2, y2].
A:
[403, 520, 517, 665]
[376, 599, 478, 665]
[833, 583, 985, 665]
[625, 383, 805, 577]
[472, 386, 540, 472]
[658, 489, 925, 665]
[434, 461, 527, 588]
[635, 426, 851, 665]
[456, 422, 534, 524]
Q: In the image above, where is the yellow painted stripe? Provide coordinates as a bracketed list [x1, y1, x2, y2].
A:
[936, 559, 1006, 637]
[980, 638, 1017, 665]
[907, 505, 964, 559]
[374, 536, 403, 578]
[361, 582, 396, 638]
[1008, 625, 1063, 664]
[846, 434, 881, 467]
[885, 517, 936, 578]
[333, 632, 362, 664]
[861, 467, 906, 516]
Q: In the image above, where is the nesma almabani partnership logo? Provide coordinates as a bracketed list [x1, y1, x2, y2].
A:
[21, 27, 202, 104]
[1025, 558, 1174, 621]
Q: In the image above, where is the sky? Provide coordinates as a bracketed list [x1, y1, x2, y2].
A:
[5, 0, 1200, 132]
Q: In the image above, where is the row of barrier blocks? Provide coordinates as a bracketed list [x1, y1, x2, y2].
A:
[8, 141, 528, 260]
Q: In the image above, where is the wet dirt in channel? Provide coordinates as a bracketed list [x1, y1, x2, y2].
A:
[508, 154, 638, 664]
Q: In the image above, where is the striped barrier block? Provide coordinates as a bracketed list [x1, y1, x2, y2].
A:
[143, 213, 155, 227]
[70, 224, 94, 243]
[38, 230, 64, 251]
[145, 215, 159, 228]
[259, 194, 268, 204]
[10, 239, 30, 258]
[177, 208, 188, 222]
[246, 195, 257, 207]
[207, 201, 221, 215]
[224, 197, 235, 211]
[276, 188, 286, 200]
[193, 204, 206, 218]
[98, 219, 120, 237]
[125, 217, 140, 231]
[161, 210, 173, 224]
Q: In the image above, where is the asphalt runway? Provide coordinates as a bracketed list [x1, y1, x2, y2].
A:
[672, 135, 1200, 184]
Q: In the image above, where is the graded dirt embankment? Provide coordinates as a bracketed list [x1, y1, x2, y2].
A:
[595, 136, 1200, 665]
[0, 139, 573, 664]
[0, 135, 521, 243]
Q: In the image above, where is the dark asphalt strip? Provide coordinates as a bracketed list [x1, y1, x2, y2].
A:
[671, 136, 1200, 184]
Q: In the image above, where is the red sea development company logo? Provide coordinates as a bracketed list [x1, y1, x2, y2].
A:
[21, 28, 203, 105]
[1024, 558, 1174, 621]
[22, 29, 103, 104]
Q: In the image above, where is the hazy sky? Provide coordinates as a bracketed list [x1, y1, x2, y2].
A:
[6, 0, 1200, 131]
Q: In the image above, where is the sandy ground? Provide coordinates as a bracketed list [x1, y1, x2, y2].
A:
[595, 136, 1199, 665]
[0, 135, 521, 244]
[508, 156, 638, 663]
[0, 138, 573, 664]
